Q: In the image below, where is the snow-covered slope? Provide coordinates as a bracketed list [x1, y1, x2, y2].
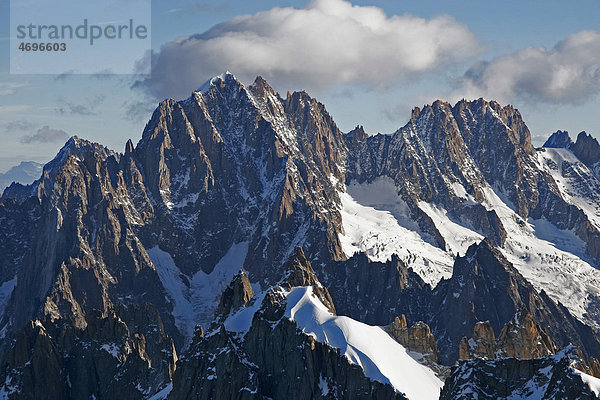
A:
[338, 174, 600, 330]
[575, 369, 600, 397]
[478, 184, 600, 329]
[285, 286, 444, 400]
[338, 177, 453, 286]
[538, 148, 600, 230]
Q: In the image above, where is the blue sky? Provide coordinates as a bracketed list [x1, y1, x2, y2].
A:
[1, 0, 599, 172]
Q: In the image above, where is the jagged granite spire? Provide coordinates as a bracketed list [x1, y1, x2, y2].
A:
[544, 130, 573, 148]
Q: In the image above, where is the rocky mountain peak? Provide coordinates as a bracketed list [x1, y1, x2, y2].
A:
[249, 75, 276, 98]
[215, 270, 255, 317]
[2, 135, 112, 200]
[280, 248, 336, 315]
[543, 130, 573, 148]
[459, 310, 557, 361]
[496, 309, 556, 359]
[571, 131, 600, 167]
[453, 98, 534, 155]
[124, 138, 134, 155]
[346, 125, 369, 142]
[385, 314, 441, 364]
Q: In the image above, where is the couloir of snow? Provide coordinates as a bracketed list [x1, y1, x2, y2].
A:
[147, 242, 249, 345]
[338, 177, 453, 286]
[285, 286, 443, 399]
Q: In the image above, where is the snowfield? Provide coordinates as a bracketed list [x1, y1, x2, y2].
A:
[338, 174, 600, 331]
[338, 177, 454, 286]
[285, 285, 444, 400]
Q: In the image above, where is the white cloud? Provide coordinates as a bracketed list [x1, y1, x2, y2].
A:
[20, 126, 69, 144]
[136, 0, 479, 100]
[461, 30, 600, 104]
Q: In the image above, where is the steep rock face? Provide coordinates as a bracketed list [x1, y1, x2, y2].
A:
[345, 98, 600, 275]
[459, 311, 556, 360]
[0, 303, 176, 399]
[320, 253, 431, 326]
[1, 137, 177, 346]
[431, 239, 600, 364]
[440, 348, 599, 400]
[344, 99, 541, 248]
[215, 270, 254, 317]
[170, 250, 404, 400]
[459, 321, 496, 360]
[452, 100, 537, 218]
[0, 197, 40, 288]
[544, 130, 573, 148]
[571, 131, 600, 169]
[385, 315, 441, 364]
[496, 310, 557, 359]
[133, 73, 347, 283]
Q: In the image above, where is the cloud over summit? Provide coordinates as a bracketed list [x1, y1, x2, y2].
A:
[20, 126, 69, 144]
[136, 0, 479, 100]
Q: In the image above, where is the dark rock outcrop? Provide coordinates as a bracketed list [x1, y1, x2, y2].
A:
[571, 131, 600, 168]
[543, 130, 573, 148]
[432, 239, 600, 364]
[320, 253, 431, 326]
[215, 270, 255, 317]
[459, 321, 496, 360]
[0, 303, 176, 399]
[459, 310, 556, 360]
[441, 348, 599, 400]
[385, 315, 441, 364]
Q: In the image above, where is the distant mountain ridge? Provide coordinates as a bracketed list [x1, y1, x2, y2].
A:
[0, 161, 43, 193]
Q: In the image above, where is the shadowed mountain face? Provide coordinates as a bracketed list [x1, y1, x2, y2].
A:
[2, 73, 600, 398]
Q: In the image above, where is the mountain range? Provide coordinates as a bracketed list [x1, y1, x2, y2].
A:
[1, 72, 600, 399]
[0, 161, 43, 193]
